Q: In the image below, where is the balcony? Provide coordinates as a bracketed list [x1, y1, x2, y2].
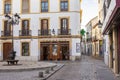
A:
[58, 29, 71, 35]
[1, 31, 12, 37]
[38, 29, 51, 36]
[86, 37, 92, 42]
[19, 30, 31, 36]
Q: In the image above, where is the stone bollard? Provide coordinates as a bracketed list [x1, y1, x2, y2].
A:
[51, 67, 54, 71]
[39, 72, 44, 78]
[45, 69, 49, 74]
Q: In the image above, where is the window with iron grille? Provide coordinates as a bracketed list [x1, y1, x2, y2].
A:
[41, 0, 48, 12]
[4, 0, 11, 14]
[22, 42, 29, 56]
[60, 0, 68, 11]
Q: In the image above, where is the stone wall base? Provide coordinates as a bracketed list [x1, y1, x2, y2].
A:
[16, 56, 38, 61]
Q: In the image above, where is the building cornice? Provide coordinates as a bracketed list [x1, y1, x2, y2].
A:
[0, 35, 81, 40]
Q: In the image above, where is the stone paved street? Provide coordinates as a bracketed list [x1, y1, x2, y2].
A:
[0, 61, 57, 80]
[47, 56, 120, 80]
[0, 56, 120, 80]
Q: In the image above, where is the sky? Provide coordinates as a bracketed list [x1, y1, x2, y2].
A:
[81, 0, 98, 28]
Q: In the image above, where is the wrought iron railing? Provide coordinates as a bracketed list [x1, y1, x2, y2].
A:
[19, 30, 31, 36]
[1, 31, 12, 36]
[58, 29, 71, 35]
[38, 29, 51, 36]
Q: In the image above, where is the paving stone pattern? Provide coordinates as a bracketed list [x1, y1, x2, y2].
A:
[47, 56, 120, 80]
[0, 56, 120, 80]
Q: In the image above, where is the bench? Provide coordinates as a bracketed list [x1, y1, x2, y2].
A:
[7, 60, 19, 65]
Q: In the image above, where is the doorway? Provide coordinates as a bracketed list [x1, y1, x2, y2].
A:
[40, 41, 69, 61]
[40, 44, 49, 60]
[61, 45, 69, 60]
[3, 43, 12, 60]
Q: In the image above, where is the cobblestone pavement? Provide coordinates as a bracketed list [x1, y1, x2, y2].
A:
[0, 56, 120, 80]
[47, 56, 120, 80]
[0, 61, 57, 80]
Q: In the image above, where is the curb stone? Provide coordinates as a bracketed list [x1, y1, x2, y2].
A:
[39, 64, 65, 80]
[0, 65, 57, 72]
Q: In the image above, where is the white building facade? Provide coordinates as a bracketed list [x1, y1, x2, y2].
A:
[98, 0, 120, 75]
[0, 0, 81, 61]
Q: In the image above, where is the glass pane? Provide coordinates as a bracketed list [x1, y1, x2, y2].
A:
[52, 45, 57, 56]
[60, 1, 68, 11]
[65, 2, 68, 9]
[41, 1, 48, 12]
[5, 4, 11, 14]
[22, 20, 29, 30]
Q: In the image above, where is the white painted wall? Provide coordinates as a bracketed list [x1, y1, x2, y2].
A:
[0, 0, 81, 61]
[0, 0, 80, 36]
[104, 35, 109, 65]
[18, 13, 80, 36]
[30, 0, 40, 13]
[102, 0, 116, 33]
[70, 0, 80, 11]
[12, 0, 21, 14]
[11, 0, 80, 14]
[14, 39, 39, 61]
[71, 38, 81, 56]
[0, 0, 3, 14]
[50, 0, 59, 12]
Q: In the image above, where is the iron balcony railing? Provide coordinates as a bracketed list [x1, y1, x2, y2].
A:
[41, 9, 48, 12]
[86, 37, 92, 42]
[1, 31, 12, 37]
[19, 30, 31, 36]
[38, 29, 51, 36]
[58, 29, 71, 35]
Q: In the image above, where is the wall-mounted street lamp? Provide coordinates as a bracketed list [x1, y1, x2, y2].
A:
[98, 20, 102, 28]
[5, 13, 20, 60]
[52, 29, 55, 36]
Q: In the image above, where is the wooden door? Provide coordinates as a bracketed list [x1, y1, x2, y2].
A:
[61, 44, 69, 60]
[118, 27, 120, 73]
[40, 44, 50, 60]
[57, 42, 61, 60]
[3, 43, 12, 60]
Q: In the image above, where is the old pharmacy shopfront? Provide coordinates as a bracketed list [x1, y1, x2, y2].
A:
[40, 41, 70, 60]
